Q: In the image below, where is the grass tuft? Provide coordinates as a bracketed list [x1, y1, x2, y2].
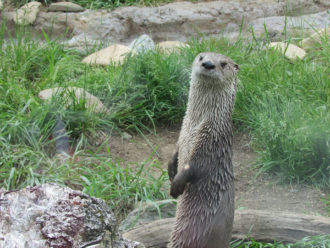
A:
[231, 235, 330, 247]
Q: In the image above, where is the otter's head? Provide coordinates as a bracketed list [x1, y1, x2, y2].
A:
[192, 52, 239, 87]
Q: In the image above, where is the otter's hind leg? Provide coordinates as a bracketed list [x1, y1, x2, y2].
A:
[206, 186, 235, 248]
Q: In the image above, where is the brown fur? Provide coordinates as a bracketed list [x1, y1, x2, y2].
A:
[168, 52, 239, 248]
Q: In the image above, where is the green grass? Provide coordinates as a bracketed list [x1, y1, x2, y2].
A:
[0, 21, 329, 247]
[80, 151, 168, 215]
[1, 22, 329, 185]
[231, 235, 330, 248]
[0, 17, 329, 228]
[234, 38, 329, 185]
[0, 24, 169, 214]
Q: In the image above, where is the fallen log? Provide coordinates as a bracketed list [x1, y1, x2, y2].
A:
[123, 209, 330, 248]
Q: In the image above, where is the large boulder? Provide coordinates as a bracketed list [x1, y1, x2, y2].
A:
[3, 0, 329, 45]
[82, 44, 135, 65]
[110, 0, 329, 41]
[0, 183, 144, 248]
[14, 1, 42, 25]
[249, 11, 329, 39]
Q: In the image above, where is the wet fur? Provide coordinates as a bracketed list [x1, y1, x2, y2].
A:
[168, 53, 239, 248]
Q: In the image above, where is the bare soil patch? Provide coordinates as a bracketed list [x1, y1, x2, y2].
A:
[105, 127, 328, 217]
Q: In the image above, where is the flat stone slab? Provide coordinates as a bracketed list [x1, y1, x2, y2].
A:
[249, 11, 330, 37]
[14, 1, 41, 25]
[48, 2, 84, 12]
[301, 27, 330, 49]
[82, 44, 135, 65]
[268, 42, 306, 60]
[157, 41, 189, 54]
[38, 87, 108, 113]
[3, 1, 329, 46]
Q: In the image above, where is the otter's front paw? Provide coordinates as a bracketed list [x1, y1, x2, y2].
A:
[170, 164, 192, 198]
[170, 179, 186, 199]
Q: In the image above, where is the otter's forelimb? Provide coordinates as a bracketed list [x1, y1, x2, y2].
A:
[170, 162, 202, 198]
[170, 124, 212, 199]
[168, 151, 179, 182]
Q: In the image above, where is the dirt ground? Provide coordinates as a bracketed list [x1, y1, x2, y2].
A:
[105, 127, 328, 217]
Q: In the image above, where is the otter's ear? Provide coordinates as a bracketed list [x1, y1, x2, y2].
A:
[233, 63, 239, 71]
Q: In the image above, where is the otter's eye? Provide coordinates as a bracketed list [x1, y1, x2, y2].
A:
[220, 62, 227, 68]
[199, 56, 203, 61]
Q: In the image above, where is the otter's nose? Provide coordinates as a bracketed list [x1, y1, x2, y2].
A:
[202, 61, 215, 70]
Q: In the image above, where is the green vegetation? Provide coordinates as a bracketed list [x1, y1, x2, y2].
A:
[0, 20, 329, 246]
[232, 235, 330, 248]
[1, 22, 329, 191]
[234, 38, 329, 185]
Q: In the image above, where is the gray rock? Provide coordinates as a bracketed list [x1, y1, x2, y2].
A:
[0, 184, 143, 248]
[119, 200, 177, 232]
[49, 2, 84, 12]
[38, 87, 109, 113]
[32, 11, 76, 37]
[0, 0, 3, 11]
[156, 41, 189, 54]
[3, 1, 330, 45]
[14, 1, 41, 25]
[129, 34, 155, 53]
[249, 11, 330, 37]
[64, 34, 101, 55]
[82, 44, 135, 65]
[65, 33, 102, 49]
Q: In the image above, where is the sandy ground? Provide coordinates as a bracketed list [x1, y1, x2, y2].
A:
[103, 127, 328, 217]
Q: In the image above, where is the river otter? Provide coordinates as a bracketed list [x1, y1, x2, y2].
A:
[168, 52, 239, 248]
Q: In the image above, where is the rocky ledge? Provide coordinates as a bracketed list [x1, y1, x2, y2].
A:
[1, 0, 329, 48]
